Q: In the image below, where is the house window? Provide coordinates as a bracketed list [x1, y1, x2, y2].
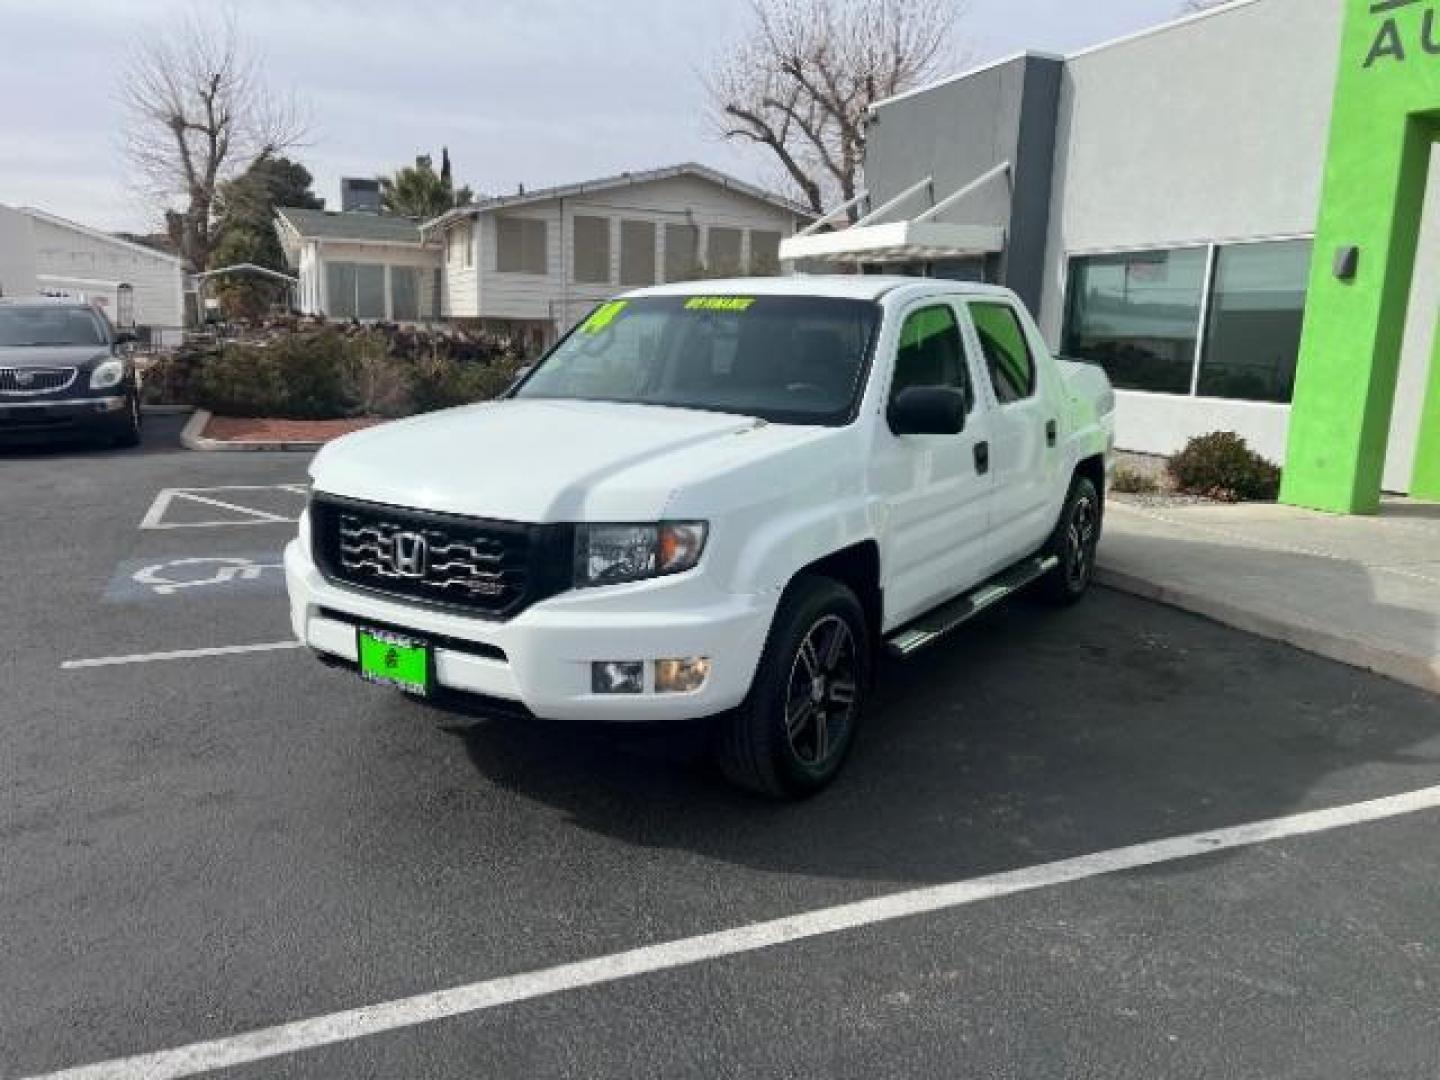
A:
[1197, 240, 1312, 403]
[749, 230, 782, 274]
[325, 262, 388, 320]
[620, 220, 657, 287]
[326, 262, 357, 319]
[664, 223, 699, 282]
[391, 267, 420, 322]
[970, 302, 1037, 403]
[573, 215, 611, 284]
[497, 217, 547, 274]
[1063, 248, 1208, 395]
[708, 227, 743, 276]
[447, 224, 473, 268]
[355, 265, 386, 320]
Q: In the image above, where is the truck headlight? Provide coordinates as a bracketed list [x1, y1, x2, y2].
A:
[90, 360, 126, 391]
[574, 522, 707, 587]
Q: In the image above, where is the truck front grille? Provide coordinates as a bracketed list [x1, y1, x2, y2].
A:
[311, 495, 569, 618]
[0, 367, 78, 395]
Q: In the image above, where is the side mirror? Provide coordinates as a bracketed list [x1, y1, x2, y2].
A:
[114, 330, 138, 346]
[889, 386, 968, 436]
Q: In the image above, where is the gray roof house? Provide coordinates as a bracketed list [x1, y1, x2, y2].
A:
[276, 163, 811, 343]
[421, 163, 812, 339]
[275, 207, 436, 322]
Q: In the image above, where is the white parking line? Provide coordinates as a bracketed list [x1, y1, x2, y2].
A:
[23, 782, 1440, 1080]
[139, 486, 308, 531]
[60, 640, 304, 670]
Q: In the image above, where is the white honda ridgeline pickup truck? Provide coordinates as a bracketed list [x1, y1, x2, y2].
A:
[285, 277, 1114, 798]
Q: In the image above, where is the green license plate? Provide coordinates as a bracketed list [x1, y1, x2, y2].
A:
[356, 628, 432, 696]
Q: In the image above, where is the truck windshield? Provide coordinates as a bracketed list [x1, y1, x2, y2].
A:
[515, 295, 881, 426]
[0, 306, 107, 346]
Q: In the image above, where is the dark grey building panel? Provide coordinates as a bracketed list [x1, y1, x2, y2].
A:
[863, 54, 1062, 312]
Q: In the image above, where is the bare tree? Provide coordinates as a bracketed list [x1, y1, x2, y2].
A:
[119, 11, 305, 272]
[708, 0, 963, 216]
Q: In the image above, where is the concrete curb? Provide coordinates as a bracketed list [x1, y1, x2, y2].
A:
[179, 409, 327, 453]
[140, 404, 193, 416]
[1096, 564, 1440, 696]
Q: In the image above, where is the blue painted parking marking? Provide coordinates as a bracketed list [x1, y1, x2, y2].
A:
[104, 552, 286, 602]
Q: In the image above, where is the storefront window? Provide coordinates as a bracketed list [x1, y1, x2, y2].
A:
[1063, 248, 1208, 394]
[1197, 240, 1311, 403]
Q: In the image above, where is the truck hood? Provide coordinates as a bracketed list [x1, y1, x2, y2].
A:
[310, 399, 828, 522]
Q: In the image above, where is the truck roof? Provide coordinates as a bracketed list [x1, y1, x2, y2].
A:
[625, 275, 1019, 303]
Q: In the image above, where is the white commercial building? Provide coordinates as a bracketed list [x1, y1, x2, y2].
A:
[784, 0, 1439, 495]
[0, 203, 186, 343]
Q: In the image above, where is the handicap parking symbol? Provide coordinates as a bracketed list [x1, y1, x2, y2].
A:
[105, 552, 286, 602]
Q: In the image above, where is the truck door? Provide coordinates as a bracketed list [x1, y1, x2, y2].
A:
[870, 301, 995, 629]
[962, 300, 1062, 566]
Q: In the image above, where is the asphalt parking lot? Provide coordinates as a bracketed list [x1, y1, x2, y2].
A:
[4, 418, 1440, 1079]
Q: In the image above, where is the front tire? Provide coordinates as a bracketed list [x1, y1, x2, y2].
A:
[1040, 475, 1101, 605]
[716, 576, 870, 799]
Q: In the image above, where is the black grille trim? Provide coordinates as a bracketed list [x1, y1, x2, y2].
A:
[311, 494, 572, 620]
[316, 607, 509, 662]
[0, 367, 78, 395]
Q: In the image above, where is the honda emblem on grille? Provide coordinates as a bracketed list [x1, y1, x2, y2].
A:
[14, 370, 34, 388]
[391, 531, 429, 578]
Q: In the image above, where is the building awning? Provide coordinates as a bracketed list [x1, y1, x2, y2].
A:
[779, 220, 1004, 264]
[780, 161, 1011, 266]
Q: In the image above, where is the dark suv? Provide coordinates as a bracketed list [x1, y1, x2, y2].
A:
[0, 299, 142, 447]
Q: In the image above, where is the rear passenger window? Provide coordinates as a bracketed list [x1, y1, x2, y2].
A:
[970, 303, 1037, 403]
[890, 305, 973, 412]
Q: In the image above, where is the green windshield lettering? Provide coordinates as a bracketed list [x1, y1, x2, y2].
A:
[581, 301, 629, 335]
[684, 297, 756, 312]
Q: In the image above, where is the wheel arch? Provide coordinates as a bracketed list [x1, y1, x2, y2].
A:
[785, 540, 883, 647]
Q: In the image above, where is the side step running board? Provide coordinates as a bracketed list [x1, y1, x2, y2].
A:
[884, 554, 1059, 658]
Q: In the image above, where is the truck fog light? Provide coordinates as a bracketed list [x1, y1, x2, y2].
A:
[655, 657, 711, 694]
[592, 661, 644, 695]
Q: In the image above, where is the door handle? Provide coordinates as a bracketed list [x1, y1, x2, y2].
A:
[1045, 419, 1058, 448]
[974, 441, 990, 476]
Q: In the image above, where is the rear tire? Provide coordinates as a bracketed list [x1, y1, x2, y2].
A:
[1040, 475, 1101, 606]
[716, 576, 870, 799]
[113, 392, 142, 449]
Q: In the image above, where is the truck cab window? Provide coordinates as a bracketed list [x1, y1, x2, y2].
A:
[970, 302, 1037, 403]
[890, 304, 973, 412]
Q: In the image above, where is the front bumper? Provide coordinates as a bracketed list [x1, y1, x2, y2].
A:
[284, 537, 778, 723]
[0, 395, 129, 439]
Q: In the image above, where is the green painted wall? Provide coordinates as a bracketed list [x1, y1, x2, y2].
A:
[1282, 0, 1440, 513]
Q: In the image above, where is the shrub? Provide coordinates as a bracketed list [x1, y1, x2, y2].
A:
[409, 355, 525, 413]
[190, 323, 526, 419]
[193, 329, 355, 419]
[1111, 464, 1161, 495]
[1167, 432, 1282, 502]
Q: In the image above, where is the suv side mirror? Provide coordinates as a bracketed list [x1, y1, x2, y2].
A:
[889, 386, 968, 436]
[114, 330, 138, 346]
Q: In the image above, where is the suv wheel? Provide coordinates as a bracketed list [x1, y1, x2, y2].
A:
[716, 576, 869, 799]
[114, 391, 142, 448]
[1041, 475, 1101, 605]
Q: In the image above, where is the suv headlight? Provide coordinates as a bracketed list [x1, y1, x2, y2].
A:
[574, 522, 708, 588]
[90, 359, 126, 391]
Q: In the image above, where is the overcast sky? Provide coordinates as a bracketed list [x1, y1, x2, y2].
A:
[0, 0, 1190, 233]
